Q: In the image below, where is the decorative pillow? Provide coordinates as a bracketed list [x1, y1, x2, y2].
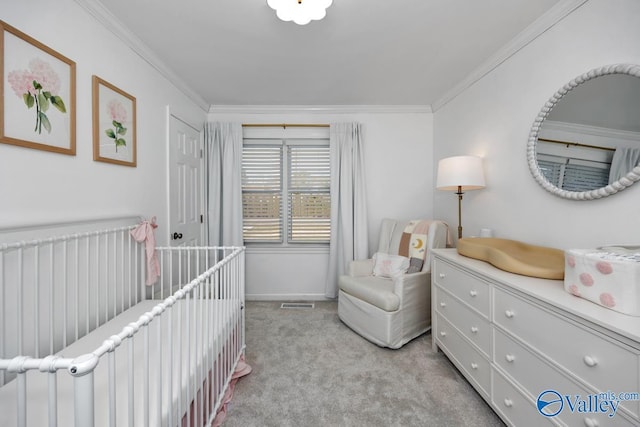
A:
[407, 257, 424, 274]
[372, 252, 410, 278]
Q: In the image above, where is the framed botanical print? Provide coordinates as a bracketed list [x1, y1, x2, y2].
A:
[0, 21, 76, 155]
[92, 75, 136, 167]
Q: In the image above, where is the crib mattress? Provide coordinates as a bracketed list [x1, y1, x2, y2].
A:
[0, 298, 241, 427]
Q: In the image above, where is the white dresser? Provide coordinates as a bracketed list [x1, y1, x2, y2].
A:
[432, 249, 640, 427]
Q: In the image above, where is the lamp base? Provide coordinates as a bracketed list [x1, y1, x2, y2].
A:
[457, 187, 464, 239]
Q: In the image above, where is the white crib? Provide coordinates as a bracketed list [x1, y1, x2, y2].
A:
[0, 217, 245, 427]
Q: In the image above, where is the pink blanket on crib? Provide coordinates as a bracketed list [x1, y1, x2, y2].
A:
[211, 356, 252, 426]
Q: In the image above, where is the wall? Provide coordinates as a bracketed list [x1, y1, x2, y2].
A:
[433, 0, 640, 249]
[209, 108, 433, 299]
[0, 0, 206, 245]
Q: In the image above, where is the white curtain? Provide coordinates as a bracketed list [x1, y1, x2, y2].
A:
[325, 123, 369, 298]
[609, 147, 640, 184]
[204, 122, 243, 247]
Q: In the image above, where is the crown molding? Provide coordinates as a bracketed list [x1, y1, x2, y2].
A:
[208, 105, 432, 115]
[74, 0, 209, 111]
[431, 0, 589, 112]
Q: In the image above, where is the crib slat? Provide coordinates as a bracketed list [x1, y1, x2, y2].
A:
[62, 241, 68, 350]
[95, 234, 100, 328]
[139, 244, 144, 302]
[120, 230, 125, 315]
[34, 246, 40, 356]
[17, 371, 26, 427]
[48, 372, 58, 427]
[85, 237, 90, 337]
[74, 240, 79, 342]
[105, 235, 110, 322]
[18, 248, 24, 356]
[127, 233, 132, 308]
[128, 335, 135, 427]
[49, 243, 54, 355]
[74, 370, 95, 426]
[177, 298, 183, 426]
[167, 305, 174, 426]
[143, 321, 150, 427]
[185, 291, 191, 427]
[108, 350, 116, 427]
[155, 313, 162, 426]
[197, 278, 203, 425]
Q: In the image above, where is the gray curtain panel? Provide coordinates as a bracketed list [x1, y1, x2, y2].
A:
[325, 122, 369, 298]
[204, 122, 244, 247]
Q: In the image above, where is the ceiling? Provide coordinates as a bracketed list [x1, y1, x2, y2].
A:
[96, 0, 563, 108]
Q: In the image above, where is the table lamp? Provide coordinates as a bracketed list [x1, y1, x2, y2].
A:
[436, 155, 486, 239]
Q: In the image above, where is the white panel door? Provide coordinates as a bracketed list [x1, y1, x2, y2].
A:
[168, 115, 202, 247]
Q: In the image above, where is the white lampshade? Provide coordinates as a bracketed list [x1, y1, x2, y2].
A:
[436, 155, 486, 191]
[267, 0, 333, 25]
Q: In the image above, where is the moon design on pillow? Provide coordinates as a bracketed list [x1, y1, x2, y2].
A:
[413, 238, 424, 250]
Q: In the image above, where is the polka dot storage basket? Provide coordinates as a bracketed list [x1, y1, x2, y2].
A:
[564, 246, 640, 316]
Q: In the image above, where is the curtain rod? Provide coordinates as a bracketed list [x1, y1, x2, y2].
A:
[538, 137, 616, 152]
[242, 123, 329, 129]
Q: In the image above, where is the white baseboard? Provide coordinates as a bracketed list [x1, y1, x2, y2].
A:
[246, 293, 333, 301]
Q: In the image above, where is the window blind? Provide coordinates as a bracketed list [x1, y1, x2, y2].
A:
[287, 145, 331, 242]
[241, 141, 331, 244]
[242, 145, 283, 242]
[538, 157, 610, 191]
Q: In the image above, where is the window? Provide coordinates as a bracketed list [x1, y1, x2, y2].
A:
[536, 139, 613, 191]
[538, 155, 610, 191]
[242, 139, 330, 244]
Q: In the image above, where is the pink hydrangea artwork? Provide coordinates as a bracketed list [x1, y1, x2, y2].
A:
[599, 293, 616, 308]
[105, 99, 128, 152]
[7, 58, 66, 134]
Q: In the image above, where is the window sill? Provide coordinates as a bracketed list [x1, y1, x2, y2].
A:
[245, 245, 330, 255]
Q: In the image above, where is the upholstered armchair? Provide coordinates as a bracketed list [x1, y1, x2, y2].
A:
[338, 219, 450, 349]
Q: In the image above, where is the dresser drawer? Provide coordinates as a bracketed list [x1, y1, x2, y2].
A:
[433, 258, 490, 317]
[492, 368, 557, 426]
[494, 287, 640, 418]
[435, 313, 491, 397]
[435, 284, 491, 356]
[493, 329, 637, 426]
[494, 328, 586, 401]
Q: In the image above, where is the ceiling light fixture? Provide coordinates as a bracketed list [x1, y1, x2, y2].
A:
[267, 0, 333, 25]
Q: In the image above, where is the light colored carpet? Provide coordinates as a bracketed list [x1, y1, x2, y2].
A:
[222, 301, 505, 427]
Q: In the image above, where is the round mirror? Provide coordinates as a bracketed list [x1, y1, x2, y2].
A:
[527, 64, 640, 200]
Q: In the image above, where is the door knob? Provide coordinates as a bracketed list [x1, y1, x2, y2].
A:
[173, 232, 183, 240]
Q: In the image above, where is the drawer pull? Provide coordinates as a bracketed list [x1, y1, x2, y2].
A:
[439, 273, 446, 279]
[504, 310, 515, 318]
[440, 331, 447, 337]
[503, 398, 513, 408]
[470, 326, 478, 334]
[584, 417, 599, 427]
[583, 355, 598, 367]
[470, 363, 478, 370]
[505, 354, 515, 363]
[469, 290, 478, 297]
[439, 302, 446, 308]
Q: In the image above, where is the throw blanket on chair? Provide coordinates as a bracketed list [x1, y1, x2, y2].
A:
[398, 220, 432, 273]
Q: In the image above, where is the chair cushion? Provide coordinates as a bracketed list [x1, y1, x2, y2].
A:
[338, 275, 400, 312]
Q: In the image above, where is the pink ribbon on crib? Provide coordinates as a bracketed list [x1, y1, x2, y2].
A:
[130, 216, 160, 286]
